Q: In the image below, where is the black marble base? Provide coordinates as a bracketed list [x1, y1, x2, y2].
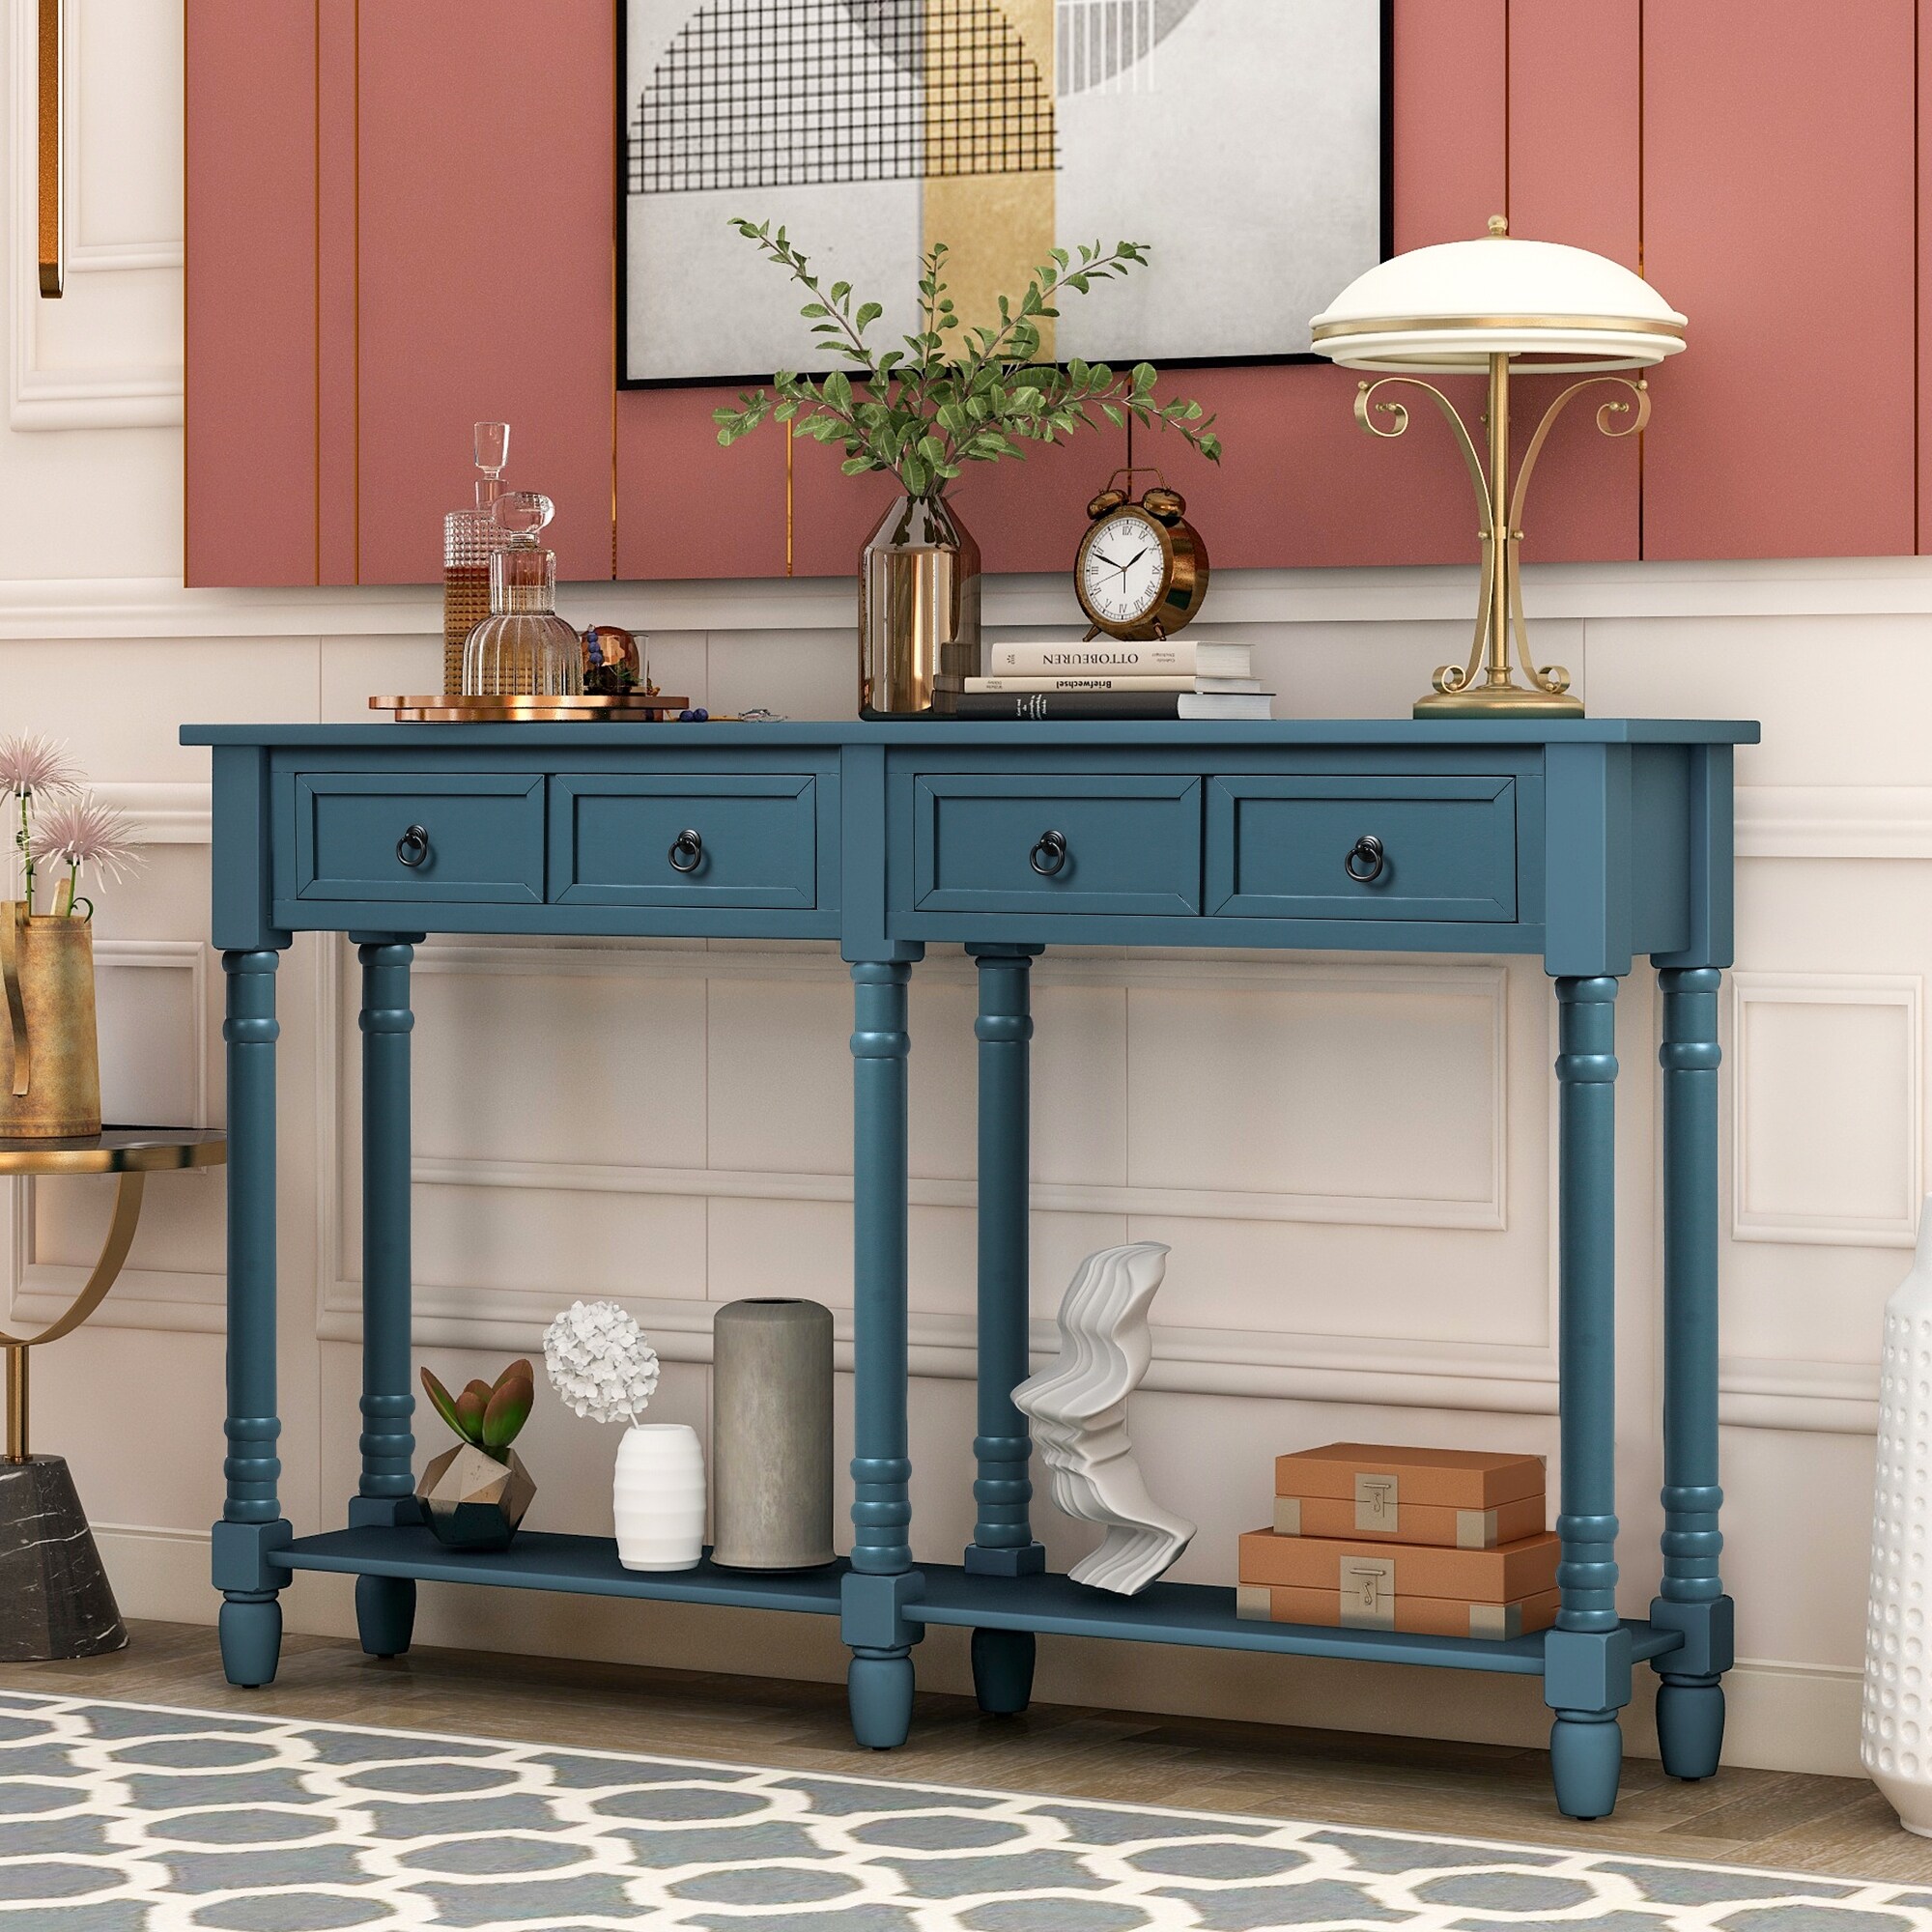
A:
[0, 1456, 128, 1661]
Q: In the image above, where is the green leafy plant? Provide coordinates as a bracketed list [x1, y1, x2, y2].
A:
[421, 1360, 533, 1465]
[714, 225, 1222, 498]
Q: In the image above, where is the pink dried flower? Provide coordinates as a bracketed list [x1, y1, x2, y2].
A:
[33, 791, 144, 909]
[0, 732, 79, 799]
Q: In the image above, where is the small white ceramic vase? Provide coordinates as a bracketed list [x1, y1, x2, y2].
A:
[612, 1423, 705, 1572]
[1862, 1195, 1932, 1834]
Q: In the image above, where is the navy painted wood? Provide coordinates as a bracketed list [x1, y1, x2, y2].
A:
[272, 1524, 1685, 1675]
[1205, 775, 1518, 923]
[185, 715, 1756, 1812]
[965, 949, 1047, 1585]
[1548, 974, 1631, 1821]
[278, 1528, 848, 1613]
[289, 771, 545, 904]
[350, 933, 421, 1671]
[1651, 964, 1732, 1780]
[911, 773, 1204, 918]
[550, 772, 818, 909]
[214, 946, 291, 1689]
[845, 955, 922, 1749]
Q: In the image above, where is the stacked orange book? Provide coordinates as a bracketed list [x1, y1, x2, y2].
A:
[1236, 1442, 1558, 1641]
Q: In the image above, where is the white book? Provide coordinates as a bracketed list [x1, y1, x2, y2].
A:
[1178, 693, 1274, 720]
[983, 639, 1252, 678]
[1190, 677, 1264, 694]
[966, 675, 1195, 694]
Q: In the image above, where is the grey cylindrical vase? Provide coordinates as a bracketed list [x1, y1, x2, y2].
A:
[711, 1298, 835, 1570]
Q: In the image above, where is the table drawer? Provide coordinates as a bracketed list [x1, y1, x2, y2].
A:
[292, 773, 545, 903]
[549, 773, 818, 908]
[913, 774, 1202, 916]
[1207, 776, 1518, 923]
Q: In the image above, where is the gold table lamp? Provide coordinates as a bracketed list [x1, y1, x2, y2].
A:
[1311, 216, 1687, 717]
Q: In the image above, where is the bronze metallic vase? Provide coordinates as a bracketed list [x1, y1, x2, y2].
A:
[0, 906, 100, 1139]
[859, 493, 980, 718]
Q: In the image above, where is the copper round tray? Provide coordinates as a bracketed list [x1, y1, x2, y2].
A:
[370, 695, 692, 723]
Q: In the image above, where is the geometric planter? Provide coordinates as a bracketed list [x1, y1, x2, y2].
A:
[416, 1443, 534, 1553]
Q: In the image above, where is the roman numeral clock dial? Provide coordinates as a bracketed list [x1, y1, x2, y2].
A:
[1073, 479, 1209, 642]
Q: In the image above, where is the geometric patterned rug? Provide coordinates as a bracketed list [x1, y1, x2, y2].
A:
[2, 1692, 1929, 1931]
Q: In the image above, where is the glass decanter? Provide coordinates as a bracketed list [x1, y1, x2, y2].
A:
[442, 421, 510, 695]
[460, 493, 583, 697]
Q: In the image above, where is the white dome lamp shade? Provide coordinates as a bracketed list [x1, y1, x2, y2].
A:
[1311, 216, 1687, 717]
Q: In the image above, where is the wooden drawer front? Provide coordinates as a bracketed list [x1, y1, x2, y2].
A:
[914, 774, 1202, 916]
[1207, 776, 1518, 923]
[293, 773, 544, 903]
[550, 774, 817, 908]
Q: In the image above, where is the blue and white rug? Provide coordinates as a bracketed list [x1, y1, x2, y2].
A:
[0, 1690, 1927, 1930]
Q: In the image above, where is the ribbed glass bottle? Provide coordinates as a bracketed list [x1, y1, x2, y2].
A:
[460, 493, 582, 697]
[442, 421, 511, 695]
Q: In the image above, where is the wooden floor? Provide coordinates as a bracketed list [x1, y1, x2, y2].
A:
[4, 1619, 1926, 1884]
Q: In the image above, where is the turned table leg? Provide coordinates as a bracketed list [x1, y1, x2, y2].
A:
[842, 952, 923, 1748]
[1546, 974, 1633, 1820]
[350, 934, 424, 1660]
[965, 944, 1045, 1718]
[213, 946, 291, 1688]
[1652, 963, 1733, 1778]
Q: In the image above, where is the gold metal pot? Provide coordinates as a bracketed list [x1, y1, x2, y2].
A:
[0, 905, 100, 1139]
[858, 493, 980, 718]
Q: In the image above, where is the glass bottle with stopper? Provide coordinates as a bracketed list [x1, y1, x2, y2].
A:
[461, 492, 583, 697]
[442, 421, 511, 695]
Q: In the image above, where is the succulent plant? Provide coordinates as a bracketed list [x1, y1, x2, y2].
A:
[420, 1359, 533, 1465]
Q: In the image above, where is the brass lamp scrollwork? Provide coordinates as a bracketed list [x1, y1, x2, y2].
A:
[1312, 216, 1687, 718]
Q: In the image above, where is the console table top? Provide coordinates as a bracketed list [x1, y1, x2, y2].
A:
[183, 718, 1760, 749]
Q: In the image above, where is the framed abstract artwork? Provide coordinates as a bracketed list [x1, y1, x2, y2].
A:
[619, 0, 1390, 386]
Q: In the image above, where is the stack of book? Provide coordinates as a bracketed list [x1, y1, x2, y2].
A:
[1236, 1441, 1559, 1641]
[954, 639, 1274, 721]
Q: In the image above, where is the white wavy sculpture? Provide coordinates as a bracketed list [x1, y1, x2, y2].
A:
[1014, 1241, 1195, 1596]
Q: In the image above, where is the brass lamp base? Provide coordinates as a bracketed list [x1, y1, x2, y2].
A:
[1353, 351, 1650, 727]
[1413, 681, 1584, 719]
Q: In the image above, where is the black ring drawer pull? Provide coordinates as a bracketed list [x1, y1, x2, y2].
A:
[1345, 834, 1385, 884]
[396, 825, 430, 869]
[668, 828, 704, 873]
[1030, 830, 1068, 877]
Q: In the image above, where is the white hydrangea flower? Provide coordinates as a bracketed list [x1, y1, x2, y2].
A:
[542, 1298, 661, 1427]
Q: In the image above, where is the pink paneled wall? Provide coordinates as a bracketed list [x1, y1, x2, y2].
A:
[184, 1, 318, 587]
[1644, 0, 1917, 561]
[184, 0, 1930, 586]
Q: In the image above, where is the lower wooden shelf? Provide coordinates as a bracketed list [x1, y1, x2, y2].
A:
[274, 1526, 1687, 1680]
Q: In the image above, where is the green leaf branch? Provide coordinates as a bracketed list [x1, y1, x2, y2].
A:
[714, 223, 1222, 499]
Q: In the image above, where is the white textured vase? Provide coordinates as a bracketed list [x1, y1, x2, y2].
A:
[1863, 1197, 1932, 1834]
[1014, 1241, 1195, 1597]
[612, 1424, 705, 1572]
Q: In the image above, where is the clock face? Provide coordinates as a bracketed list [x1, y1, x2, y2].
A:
[1080, 511, 1168, 630]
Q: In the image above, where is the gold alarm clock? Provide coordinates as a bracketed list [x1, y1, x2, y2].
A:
[1073, 469, 1209, 641]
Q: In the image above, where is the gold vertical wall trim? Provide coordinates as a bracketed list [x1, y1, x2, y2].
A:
[36, 0, 60, 296]
[784, 431, 794, 575]
[352, 0, 361, 584]
[1636, 0, 1646, 560]
[1500, 0, 1510, 230]
[611, 237, 619, 580]
[1915, 0, 1921, 550]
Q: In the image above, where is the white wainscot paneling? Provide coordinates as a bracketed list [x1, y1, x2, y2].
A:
[325, 941, 1549, 1412]
[1730, 971, 1922, 1248]
[8, 0, 183, 428]
[9, 937, 220, 1333]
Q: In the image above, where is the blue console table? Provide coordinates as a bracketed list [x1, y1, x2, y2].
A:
[182, 717, 1757, 1820]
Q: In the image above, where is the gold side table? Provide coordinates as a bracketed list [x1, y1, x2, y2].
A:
[0, 1126, 226, 1659]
